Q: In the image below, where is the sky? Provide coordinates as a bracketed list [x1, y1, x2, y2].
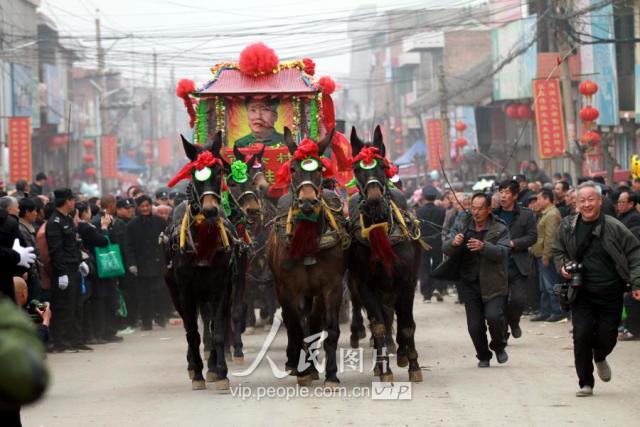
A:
[40, 0, 487, 89]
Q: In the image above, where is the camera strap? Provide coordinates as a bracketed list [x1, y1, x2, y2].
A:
[575, 214, 604, 263]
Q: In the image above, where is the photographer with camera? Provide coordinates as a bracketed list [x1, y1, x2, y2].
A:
[552, 181, 640, 397]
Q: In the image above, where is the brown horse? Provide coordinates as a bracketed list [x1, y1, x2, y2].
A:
[347, 126, 423, 383]
[267, 127, 347, 387]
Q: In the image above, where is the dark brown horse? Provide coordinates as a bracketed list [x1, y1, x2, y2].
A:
[164, 132, 244, 391]
[347, 126, 423, 383]
[267, 127, 347, 387]
[229, 144, 278, 332]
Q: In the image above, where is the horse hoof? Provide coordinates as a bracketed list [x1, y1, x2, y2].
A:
[297, 375, 313, 387]
[311, 371, 319, 381]
[215, 378, 230, 391]
[409, 370, 423, 383]
[206, 371, 219, 382]
[188, 370, 195, 380]
[203, 351, 210, 360]
[349, 337, 359, 349]
[324, 380, 340, 390]
[379, 373, 395, 383]
[386, 343, 397, 354]
[192, 380, 206, 390]
[245, 327, 255, 335]
[233, 356, 244, 365]
[397, 355, 409, 368]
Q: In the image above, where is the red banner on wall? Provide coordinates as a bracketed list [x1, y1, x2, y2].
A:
[8, 117, 32, 183]
[425, 119, 444, 171]
[533, 78, 566, 159]
[158, 138, 172, 167]
[101, 135, 118, 179]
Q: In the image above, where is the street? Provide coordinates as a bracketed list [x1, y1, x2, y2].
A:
[23, 294, 640, 427]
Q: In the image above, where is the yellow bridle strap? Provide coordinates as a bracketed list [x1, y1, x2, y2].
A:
[321, 201, 339, 232]
[359, 214, 389, 240]
[218, 218, 230, 249]
[390, 200, 409, 238]
[179, 207, 190, 249]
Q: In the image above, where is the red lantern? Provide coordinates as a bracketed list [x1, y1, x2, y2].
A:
[454, 137, 468, 148]
[581, 130, 601, 146]
[505, 104, 518, 119]
[579, 106, 600, 122]
[83, 139, 95, 149]
[83, 154, 95, 163]
[517, 104, 532, 120]
[455, 121, 467, 132]
[579, 80, 598, 97]
[85, 167, 96, 176]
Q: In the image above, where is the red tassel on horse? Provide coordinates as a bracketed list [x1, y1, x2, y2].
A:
[195, 221, 220, 262]
[368, 226, 397, 275]
[289, 220, 319, 259]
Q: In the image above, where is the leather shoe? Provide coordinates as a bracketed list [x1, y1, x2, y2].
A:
[511, 325, 522, 339]
[477, 360, 490, 368]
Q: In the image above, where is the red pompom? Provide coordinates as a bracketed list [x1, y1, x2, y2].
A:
[239, 43, 279, 77]
[176, 79, 195, 98]
[318, 76, 336, 95]
[302, 58, 316, 75]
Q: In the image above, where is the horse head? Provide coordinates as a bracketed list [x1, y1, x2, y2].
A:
[283, 126, 335, 217]
[177, 131, 226, 221]
[350, 125, 393, 221]
[226, 144, 266, 224]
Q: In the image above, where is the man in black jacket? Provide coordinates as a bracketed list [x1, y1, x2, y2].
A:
[112, 198, 137, 328]
[494, 180, 537, 339]
[417, 185, 446, 302]
[554, 181, 572, 218]
[125, 195, 168, 330]
[615, 190, 640, 236]
[514, 175, 534, 207]
[46, 188, 88, 352]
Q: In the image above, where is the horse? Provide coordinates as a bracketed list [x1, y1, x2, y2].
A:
[229, 144, 278, 333]
[163, 132, 245, 391]
[266, 127, 348, 387]
[347, 126, 423, 383]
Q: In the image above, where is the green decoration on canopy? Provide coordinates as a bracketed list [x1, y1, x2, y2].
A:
[230, 160, 249, 183]
[195, 100, 209, 145]
[309, 97, 318, 141]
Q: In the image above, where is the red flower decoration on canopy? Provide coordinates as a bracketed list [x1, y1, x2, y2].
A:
[302, 58, 316, 76]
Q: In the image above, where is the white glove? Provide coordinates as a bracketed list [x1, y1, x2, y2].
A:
[129, 265, 138, 276]
[79, 261, 90, 277]
[12, 238, 36, 268]
[58, 275, 69, 290]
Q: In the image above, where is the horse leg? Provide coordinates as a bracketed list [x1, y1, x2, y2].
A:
[183, 295, 205, 390]
[231, 251, 247, 362]
[395, 298, 409, 368]
[349, 294, 366, 349]
[323, 287, 342, 387]
[396, 281, 422, 382]
[211, 277, 231, 391]
[383, 303, 397, 354]
[245, 279, 256, 332]
[360, 284, 393, 382]
[199, 302, 212, 360]
[280, 299, 302, 375]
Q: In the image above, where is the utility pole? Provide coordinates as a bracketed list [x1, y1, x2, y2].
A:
[170, 65, 177, 163]
[95, 10, 107, 194]
[555, 0, 578, 176]
[150, 50, 158, 179]
[438, 65, 452, 172]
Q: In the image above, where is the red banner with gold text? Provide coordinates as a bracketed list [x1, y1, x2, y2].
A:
[8, 117, 32, 183]
[425, 119, 444, 171]
[101, 135, 118, 179]
[533, 78, 566, 159]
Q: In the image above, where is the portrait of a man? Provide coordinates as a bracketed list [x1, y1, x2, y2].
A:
[234, 97, 284, 147]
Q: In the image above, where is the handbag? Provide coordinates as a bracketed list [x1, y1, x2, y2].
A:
[116, 288, 128, 318]
[95, 237, 126, 279]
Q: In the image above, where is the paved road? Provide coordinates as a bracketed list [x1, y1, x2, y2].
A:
[23, 294, 639, 426]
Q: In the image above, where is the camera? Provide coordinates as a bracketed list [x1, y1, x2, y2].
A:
[564, 261, 584, 288]
[26, 299, 45, 324]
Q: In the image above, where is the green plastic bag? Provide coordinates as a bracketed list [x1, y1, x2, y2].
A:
[95, 237, 125, 279]
[116, 288, 127, 318]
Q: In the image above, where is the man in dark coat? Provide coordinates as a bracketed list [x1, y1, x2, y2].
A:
[417, 185, 446, 302]
[0, 208, 35, 301]
[125, 195, 168, 330]
[29, 173, 47, 196]
[493, 180, 537, 339]
[112, 198, 138, 328]
[443, 193, 511, 367]
[514, 174, 534, 207]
